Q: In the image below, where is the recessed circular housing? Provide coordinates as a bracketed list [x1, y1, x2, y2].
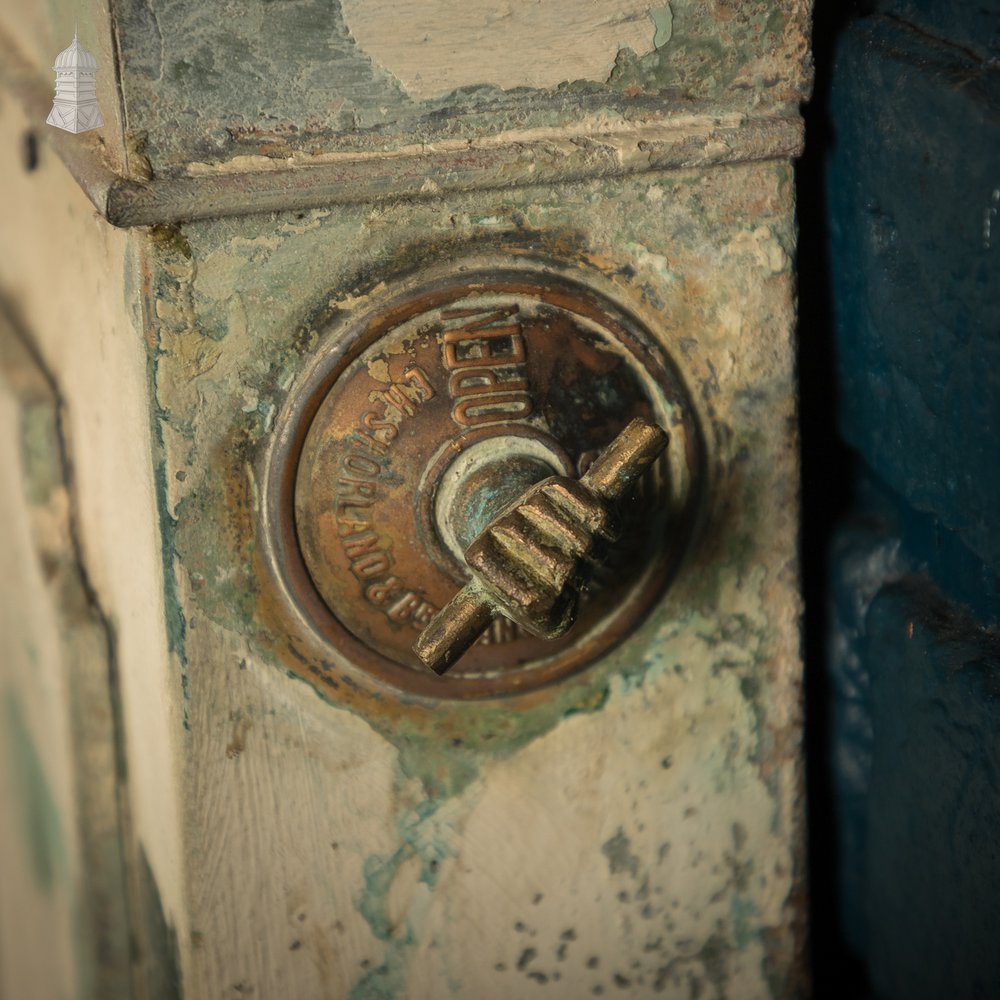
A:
[267, 259, 703, 698]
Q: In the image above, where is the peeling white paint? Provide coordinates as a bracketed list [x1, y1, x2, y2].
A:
[726, 226, 789, 275]
[340, 0, 659, 99]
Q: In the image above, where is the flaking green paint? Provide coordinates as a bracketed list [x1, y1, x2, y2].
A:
[357, 845, 417, 942]
[152, 450, 187, 666]
[143, 237, 192, 731]
[351, 792, 451, 998]
[650, 3, 674, 49]
[109, 0, 806, 174]
[20, 402, 60, 506]
[730, 893, 760, 950]
[348, 948, 411, 1000]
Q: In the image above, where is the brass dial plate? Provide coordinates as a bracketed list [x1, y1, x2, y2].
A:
[283, 265, 702, 696]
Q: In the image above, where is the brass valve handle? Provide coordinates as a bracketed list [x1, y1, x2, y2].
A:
[414, 417, 669, 675]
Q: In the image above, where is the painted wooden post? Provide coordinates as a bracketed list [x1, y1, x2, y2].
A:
[0, 2, 812, 997]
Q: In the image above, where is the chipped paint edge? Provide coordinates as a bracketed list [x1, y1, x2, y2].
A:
[0, 23, 803, 229]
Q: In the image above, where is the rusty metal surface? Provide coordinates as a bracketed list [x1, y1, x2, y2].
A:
[287, 267, 702, 696]
[415, 418, 670, 675]
[103, 112, 806, 228]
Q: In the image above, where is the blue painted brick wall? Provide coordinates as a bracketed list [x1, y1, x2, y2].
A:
[824, 3, 1000, 996]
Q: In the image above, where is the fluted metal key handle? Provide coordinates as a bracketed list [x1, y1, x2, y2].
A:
[414, 417, 669, 675]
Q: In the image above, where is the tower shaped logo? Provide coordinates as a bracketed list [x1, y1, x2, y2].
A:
[46, 34, 104, 134]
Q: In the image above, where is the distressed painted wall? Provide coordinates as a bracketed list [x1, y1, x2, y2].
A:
[0, 91, 184, 999]
[105, 0, 810, 173]
[825, 2, 1000, 997]
[1, 1, 809, 997]
[145, 159, 804, 998]
[0, 307, 134, 998]
[0, 324, 82, 1000]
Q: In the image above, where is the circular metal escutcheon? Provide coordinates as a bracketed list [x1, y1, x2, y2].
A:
[283, 264, 702, 696]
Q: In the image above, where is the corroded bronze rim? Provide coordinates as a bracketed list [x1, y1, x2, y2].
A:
[260, 255, 704, 699]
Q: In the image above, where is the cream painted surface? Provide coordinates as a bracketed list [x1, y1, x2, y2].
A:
[341, 0, 662, 99]
[0, 0, 50, 69]
[406, 631, 792, 995]
[0, 353, 79, 1000]
[183, 625, 402, 998]
[0, 94, 185, 969]
[178, 559, 799, 999]
[179, 610, 793, 999]
[0, 1, 127, 173]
